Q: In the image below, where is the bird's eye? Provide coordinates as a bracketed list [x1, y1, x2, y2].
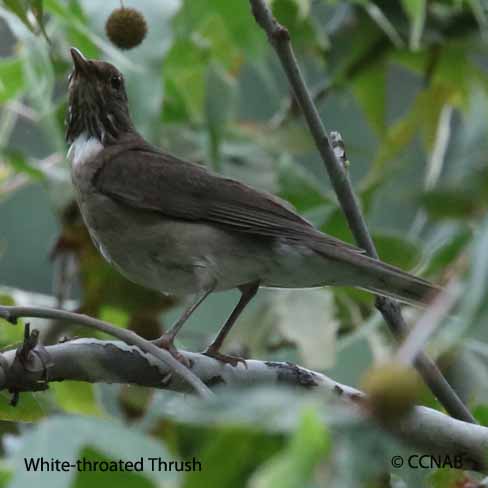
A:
[110, 75, 122, 90]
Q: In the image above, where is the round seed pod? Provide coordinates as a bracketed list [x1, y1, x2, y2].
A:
[105, 7, 147, 50]
[361, 362, 422, 420]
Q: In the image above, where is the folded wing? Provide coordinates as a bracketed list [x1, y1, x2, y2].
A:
[93, 146, 362, 253]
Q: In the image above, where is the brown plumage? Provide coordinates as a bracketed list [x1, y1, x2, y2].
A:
[67, 48, 439, 366]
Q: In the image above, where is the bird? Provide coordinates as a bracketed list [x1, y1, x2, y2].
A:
[66, 47, 439, 367]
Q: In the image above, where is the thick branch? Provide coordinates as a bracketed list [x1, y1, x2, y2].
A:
[248, 0, 475, 424]
[0, 338, 486, 471]
[0, 305, 212, 399]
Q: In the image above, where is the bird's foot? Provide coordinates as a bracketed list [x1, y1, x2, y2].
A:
[153, 335, 192, 369]
[202, 347, 247, 368]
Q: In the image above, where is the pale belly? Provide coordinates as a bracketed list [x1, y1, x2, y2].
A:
[76, 191, 274, 296]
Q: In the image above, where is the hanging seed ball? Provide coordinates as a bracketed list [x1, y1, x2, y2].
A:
[105, 7, 147, 50]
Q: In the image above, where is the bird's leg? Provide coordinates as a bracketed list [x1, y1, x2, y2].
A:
[203, 281, 259, 367]
[153, 285, 214, 367]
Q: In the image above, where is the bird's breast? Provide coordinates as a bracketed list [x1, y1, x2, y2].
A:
[68, 133, 104, 196]
[68, 133, 103, 169]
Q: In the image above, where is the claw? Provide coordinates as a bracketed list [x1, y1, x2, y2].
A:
[155, 335, 192, 369]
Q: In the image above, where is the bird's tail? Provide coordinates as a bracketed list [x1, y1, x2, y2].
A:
[358, 261, 439, 306]
[308, 239, 441, 306]
[337, 252, 440, 306]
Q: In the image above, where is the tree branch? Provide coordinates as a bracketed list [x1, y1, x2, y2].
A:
[248, 0, 476, 424]
[0, 337, 485, 471]
[0, 305, 212, 399]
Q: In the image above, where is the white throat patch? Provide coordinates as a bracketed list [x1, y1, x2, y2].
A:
[67, 133, 103, 168]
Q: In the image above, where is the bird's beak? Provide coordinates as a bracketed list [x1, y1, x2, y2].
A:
[70, 47, 89, 76]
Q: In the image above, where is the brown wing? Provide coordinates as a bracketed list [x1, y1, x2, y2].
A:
[93, 145, 361, 252]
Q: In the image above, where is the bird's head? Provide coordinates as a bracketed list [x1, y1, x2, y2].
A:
[66, 48, 134, 144]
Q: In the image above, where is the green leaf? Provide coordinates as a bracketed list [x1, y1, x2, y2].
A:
[372, 108, 419, 175]
[272, 0, 309, 22]
[198, 14, 242, 70]
[249, 408, 329, 488]
[99, 306, 130, 329]
[161, 77, 190, 123]
[424, 227, 471, 276]
[428, 467, 466, 488]
[51, 382, 103, 416]
[0, 58, 26, 103]
[162, 38, 209, 122]
[352, 61, 386, 135]
[467, 0, 488, 29]
[30, 0, 50, 43]
[0, 392, 45, 422]
[0, 319, 25, 347]
[0, 294, 15, 306]
[472, 404, 488, 426]
[165, 5, 250, 124]
[2, 151, 45, 181]
[401, 0, 426, 50]
[2, 0, 48, 40]
[458, 215, 488, 320]
[73, 447, 155, 488]
[0, 466, 13, 488]
[321, 207, 354, 245]
[420, 188, 478, 220]
[420, 86, 459, 154]
[173, 0, 265, 60]
[150, 385, 326, 433]
[271, 0, 315, 45]
[205, 63, 237, 168]
[184, 427, 282, 488]
[360, 2, 404, 48]
[2, 0, 35, 32]
[43, 0, 99, 59]
[373, 232, 422, 270]
[7, 416, 176, 487]
[277, 156, 329, 213]
[250, 123, 315, 156]
[372, 84, 458, 175]
[430, 43, 483, 103]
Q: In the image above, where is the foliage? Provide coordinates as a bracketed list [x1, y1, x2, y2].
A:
[1, 0, 488, 486]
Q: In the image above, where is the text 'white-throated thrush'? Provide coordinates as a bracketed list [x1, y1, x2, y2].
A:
[66, 48, 439, 367]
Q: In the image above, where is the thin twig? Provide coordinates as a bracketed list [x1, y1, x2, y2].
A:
[249, 0, 475, 424]
[0, 306, 212, 399]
